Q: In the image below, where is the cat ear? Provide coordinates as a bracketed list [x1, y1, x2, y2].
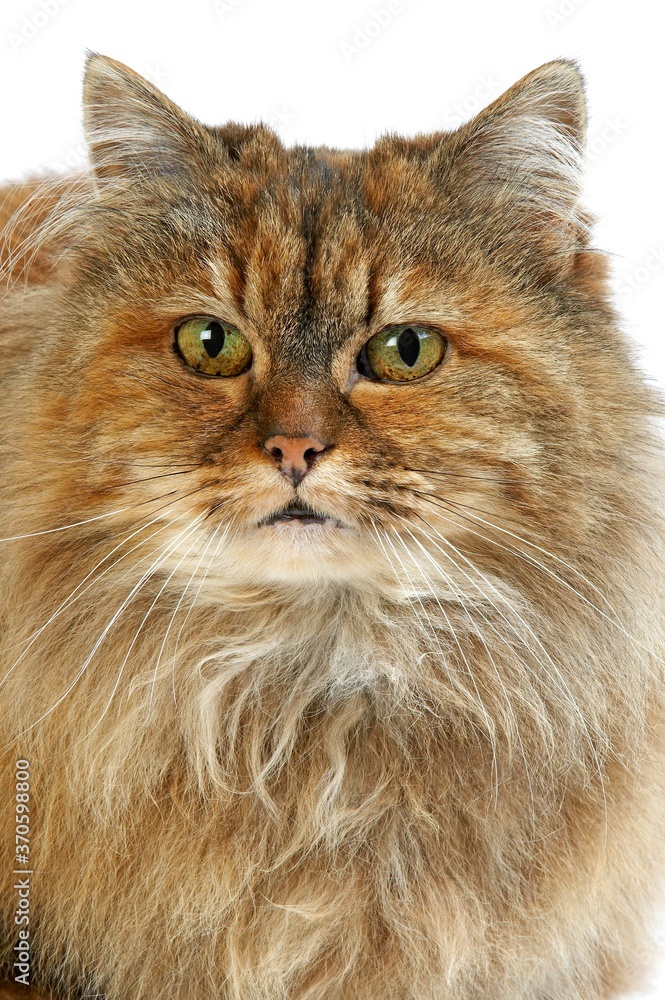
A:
[82, 52, 221, 192]
[437, 60, 588, 275]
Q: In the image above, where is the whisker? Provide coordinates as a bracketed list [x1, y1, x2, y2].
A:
[169, 516, 239, 694]
[0, 505, 135, 543]
[411, 488, 663, 671]
[370, 524, 496, 762]
[406, 509, 608, 724]
[72, 513, 209, 747]
[403, 508, 610, 842]
[3, 479, 217, 659]
[0, 477, 209, 545]
[162, 521, 226, 708]
[404, 466, 522, 484]
[3, 507, 194, 669]
[381, 524, 503, 805]
[390, 519, 551, 819]
[18, 512, 206, 738]
[3, 467, 200, 510]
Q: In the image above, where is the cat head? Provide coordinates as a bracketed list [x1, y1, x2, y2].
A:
[3, 55, 650, 601]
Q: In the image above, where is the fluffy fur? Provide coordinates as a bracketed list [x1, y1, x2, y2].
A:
[1, 55, 664, 999]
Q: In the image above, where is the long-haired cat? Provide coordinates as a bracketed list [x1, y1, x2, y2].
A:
[0, 54, 664, 1000]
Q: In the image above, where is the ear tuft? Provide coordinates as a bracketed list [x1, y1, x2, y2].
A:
[438, 60, 589, 275]
[82, 53, 219, 192]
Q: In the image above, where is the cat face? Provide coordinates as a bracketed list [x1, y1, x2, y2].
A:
[8, 55, 638, 598]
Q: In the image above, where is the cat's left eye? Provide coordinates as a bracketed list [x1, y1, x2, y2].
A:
[175, 316, 252, 376]
[357, 324, 447, 382]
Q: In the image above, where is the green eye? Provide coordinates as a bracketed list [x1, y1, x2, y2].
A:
[358, 324, 447, 382]
[175, 317, 252, 376]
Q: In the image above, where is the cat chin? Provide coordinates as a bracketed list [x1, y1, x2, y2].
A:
[191, 520, 469, 604]
[215, 521, 383, 588]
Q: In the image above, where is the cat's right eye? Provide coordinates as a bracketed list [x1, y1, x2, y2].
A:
[175, 316, 253, 376]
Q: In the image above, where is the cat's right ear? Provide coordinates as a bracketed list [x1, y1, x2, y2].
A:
[82, 52, 222, 194]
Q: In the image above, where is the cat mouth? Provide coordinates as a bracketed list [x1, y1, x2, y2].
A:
[258, 503, 346, 528]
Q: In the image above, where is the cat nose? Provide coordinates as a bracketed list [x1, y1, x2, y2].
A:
[263, 434, 329, 487]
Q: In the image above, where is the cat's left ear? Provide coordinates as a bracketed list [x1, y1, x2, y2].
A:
[434, 60, 588, 277]
[82, 53, 222, 193]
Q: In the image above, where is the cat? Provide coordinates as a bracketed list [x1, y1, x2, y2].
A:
[1, 51, 664, 1000]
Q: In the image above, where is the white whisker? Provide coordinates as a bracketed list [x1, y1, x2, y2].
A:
[416, 490, 663, 671]
[402, 509, 610, 843]
[373, 523, 498, 742]
[0, 505, 135, 543]
[144, 523, 223, 720]
[18, 512, 206, 738]
[389, 523, 537, 816]
[74, 513, 208, 745]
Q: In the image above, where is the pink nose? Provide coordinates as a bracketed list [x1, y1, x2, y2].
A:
[263, 435, 328, 487]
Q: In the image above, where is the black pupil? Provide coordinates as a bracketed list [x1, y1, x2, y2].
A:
[397, 327, 420, 367]
[201, 322, 225, 358]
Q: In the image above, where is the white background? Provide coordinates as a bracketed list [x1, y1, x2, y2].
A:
[0, 0, 663, 996]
